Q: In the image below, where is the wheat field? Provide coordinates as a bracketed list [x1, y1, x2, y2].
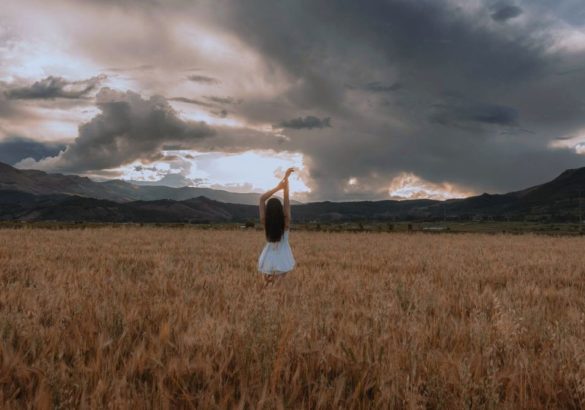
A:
[1, 227, 585, 409]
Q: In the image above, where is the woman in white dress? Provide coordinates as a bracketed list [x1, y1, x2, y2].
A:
[258, 167, 295, 286]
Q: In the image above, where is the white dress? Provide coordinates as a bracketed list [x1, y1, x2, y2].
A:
[258, 230, 295, 275]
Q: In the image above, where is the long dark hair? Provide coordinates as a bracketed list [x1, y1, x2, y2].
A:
[265, 197, 285, 242]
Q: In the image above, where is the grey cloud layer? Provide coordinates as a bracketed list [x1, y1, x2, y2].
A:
[0, 92, 17, 118]
[204, 96, 241, 105]
[168, 97, 215, 108]
[490, 5, 523, 22]
[186, 75, 220, 85]
[429, 97, 519, 128]
[169, 95, 240, 119]
[276, 116, 331, 130]
[347, 82, 403, 93]
[201, 0, 585, 198]
[4, 0, 585, 200]
[19, 88, 215, 172]
[5, 75, 106, 100]
[0, 136, 66, 165]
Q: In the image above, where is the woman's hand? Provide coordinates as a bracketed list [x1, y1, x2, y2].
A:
[284, 167, 295, 180]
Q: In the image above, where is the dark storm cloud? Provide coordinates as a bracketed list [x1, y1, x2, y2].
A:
[430, 97, 519, 128]
[348, 82, 403, 93]
[211, 109, 228, 118]
[276, 116, 331, 130]
[0, 83, 47, 121]
[0, 92, 16, 118]
[0, 136, 66, 165]
[170, 96, 241, 113]
[186, 75, 220, 85]
[555, 67, 585, 76]
[204, 96, 241, 105]
[524, 0, 585, 27]
[168, 97, 215, 108]
[204, 0, 585, 198]
[19, 88, 215, 172]
[490, 5, 523, 22]
[213, 0, 544, 100]
[5, 75, 106, 100]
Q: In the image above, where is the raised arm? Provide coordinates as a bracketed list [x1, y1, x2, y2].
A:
[283, 178, 291, 229]
[259, 181, 284, 225]
[283, 167, 294, 229]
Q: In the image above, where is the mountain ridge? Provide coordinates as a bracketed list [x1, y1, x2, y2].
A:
[0, 162, 265, 205]
[1, 162, 585, 222]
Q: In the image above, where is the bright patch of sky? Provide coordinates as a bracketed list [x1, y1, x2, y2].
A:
[549, 129, 585, 154]
[119, 150, 310, 197]
[388, 173, 474, 201]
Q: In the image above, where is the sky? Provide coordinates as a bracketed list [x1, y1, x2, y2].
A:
[1, 0, 585, 201]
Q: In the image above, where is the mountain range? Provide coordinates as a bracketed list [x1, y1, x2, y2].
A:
[0, 162, 262, 205]
[0, 162, 584, 223]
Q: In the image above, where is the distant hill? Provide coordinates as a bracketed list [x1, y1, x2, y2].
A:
[1, 163, 585, 223]
[434, 167, 585, 221]
[0, 162, 264, 205]
[293, 167, 585, 222]
[0, 191, 258, 223]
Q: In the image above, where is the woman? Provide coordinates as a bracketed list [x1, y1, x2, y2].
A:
[258, 167, 295, 285]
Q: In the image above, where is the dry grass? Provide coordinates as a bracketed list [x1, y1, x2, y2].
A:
[1, 228, 585, 409]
